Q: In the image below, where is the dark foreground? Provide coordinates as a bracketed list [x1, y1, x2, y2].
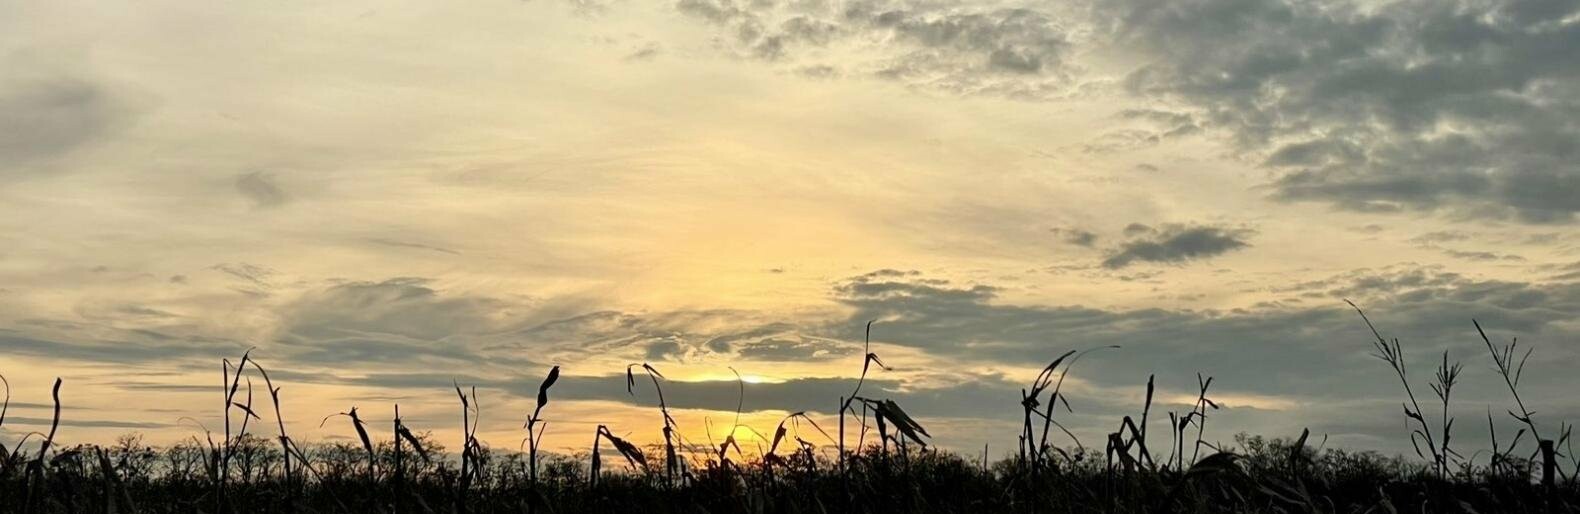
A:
[7, 309, 1573, 512]
[1, 437, 1575, 514]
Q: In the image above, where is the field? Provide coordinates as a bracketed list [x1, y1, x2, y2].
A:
[1, 308, 1575, 513]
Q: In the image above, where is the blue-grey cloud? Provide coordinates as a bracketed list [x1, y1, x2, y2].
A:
[1106, 0, 1580, 223]
[0, 330, 243, 365]
[827, 267, 1580, 406]
[273, 277, 538, 369]
[1101, 224, 1251, 268]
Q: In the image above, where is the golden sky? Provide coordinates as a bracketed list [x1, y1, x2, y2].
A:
[2, 0, 1579, 461]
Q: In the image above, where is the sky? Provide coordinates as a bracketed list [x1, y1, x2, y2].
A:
[1, 0, 1579, 464]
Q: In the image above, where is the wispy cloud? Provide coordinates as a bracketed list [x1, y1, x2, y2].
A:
[365, 238, 461, 255]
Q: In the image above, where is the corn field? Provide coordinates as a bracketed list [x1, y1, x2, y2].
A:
[0, 306, 1575, 513]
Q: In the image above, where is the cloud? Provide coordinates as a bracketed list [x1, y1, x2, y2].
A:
[212, 262, 275, 288]
[262, 279, 858, 373]
[624, 42, 662, 62]
[4, 265, 1580, 455]
[1105, 0, 1580, 223]
[1051, 227, 1098, 247]
[1084, 108, 1204, 153]
[1409, 231, 1473, 246]
[827, 268, 1580, 410]
[1082, 129, 1164, 154]
[735, 337, 855, 361]
[273, 277, 533, 368]
[656, 0, 1580, 222]
[1122, 223, 1153, 236]
[1402, 230, 1526, 261]
[1442, 249, 1525, 262]
[365, 238, 461, 256]
[563, 0, 614, 17]
[0, 331, 241, 365]
[0, 63, 138, 174]
[674, 0, 1079, 99]
[502, 317, 851, 365]
[1101, 224, 1251, 268]
[235, 171, 289, 208]
[1, 416, 172, 430]
[796, 64, 842, 79]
